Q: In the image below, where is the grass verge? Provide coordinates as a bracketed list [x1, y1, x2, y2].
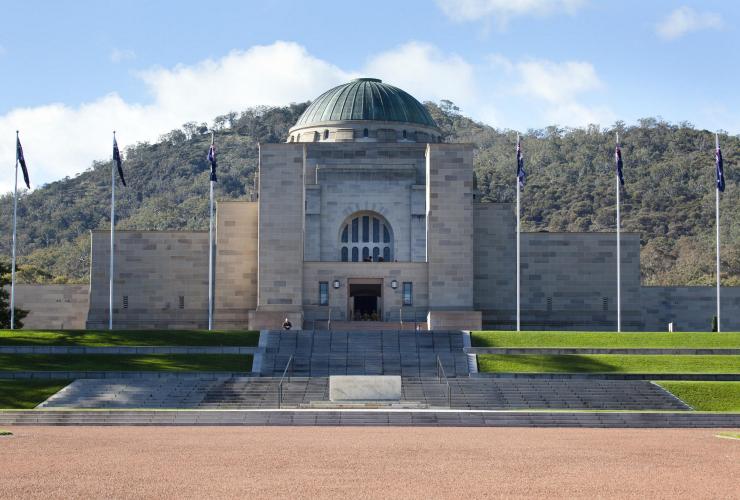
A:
[0, 330, 260, 347]
[477, 354, 740, 374]
[0, 380, 71, 409]
[471, 331, 740, 349]
[656, 381, 740, 411]
[0, 354, 252, 372]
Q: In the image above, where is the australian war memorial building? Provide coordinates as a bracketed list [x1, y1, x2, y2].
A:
[72, 78, 740, 332]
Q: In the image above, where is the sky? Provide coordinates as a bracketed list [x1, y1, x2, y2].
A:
[1, 0, 738, 194]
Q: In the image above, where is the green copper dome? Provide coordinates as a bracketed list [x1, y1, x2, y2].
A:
[295, 78, 438, 128]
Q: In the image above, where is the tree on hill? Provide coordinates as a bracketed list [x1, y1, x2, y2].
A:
[0, 261, 29, 329]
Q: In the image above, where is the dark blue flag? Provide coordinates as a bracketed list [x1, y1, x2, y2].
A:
[615, 144, 625, 186]
[113, 137, 126, 187]
[716, 143, 725, 192]
[516, 137, 526, 189]
[207, 143, 217, 182]
[16, 137, 30, 189]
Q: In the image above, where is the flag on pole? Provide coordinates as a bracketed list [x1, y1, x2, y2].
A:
[615, 143, 625, 186]
[716, 140, 725, 192]
[207, 143, 217, 182]
[516, 136, 526, 189]
[113, 137, 126, 186]
[15, 136, 30, 189]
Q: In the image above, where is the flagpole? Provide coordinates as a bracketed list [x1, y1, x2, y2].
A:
[715, 133, 721, 333]
[516, 133, 521, 332]
[109, 131, 116, 331]
[616, 132, 621, 333]
[208, 132, 215, 331]
[10, 131, 19, 330]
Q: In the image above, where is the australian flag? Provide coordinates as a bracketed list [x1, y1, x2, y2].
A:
[615, 144, 625, 186]
[716, 142, 725, 192]
[207, 143, 217, 182]
[16, 136, 30, 189]
[516, 137, 526, 189]
[113, 137, 126, 186]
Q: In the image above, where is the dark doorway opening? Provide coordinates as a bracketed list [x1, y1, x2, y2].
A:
[349, 283, 382, 321]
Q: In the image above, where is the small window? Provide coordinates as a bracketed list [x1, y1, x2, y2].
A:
[383, 225, 390, 243]
[383, 246, 391, 262]
[179, 296, 185, 309]
[352, 218, 359, 242]
[373, 218, 379, 243]
[122, 296, 128, 309]
[403, 282, 413, 306]
[362, 216, 369, 243]
[341, 226, 348, 243]
[373, 247, 380, 262]
[602, 297, 609, 311]
[289, 135, 294, 143]
[362, 247, 370, 261]
[319, 282, 329, 306]
[341, 247, 349, 262]
[323, 129, 329, 140]
[363, 128, 369, 138]
[546, 297, 553, 312]
[352, 247, 359, 262]
[402, 130, 407, 139]
[296, 133, 301, 142]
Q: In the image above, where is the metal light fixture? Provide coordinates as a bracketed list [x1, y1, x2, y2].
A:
[390, 280, 398, 289]
[333, 280, 341, 289]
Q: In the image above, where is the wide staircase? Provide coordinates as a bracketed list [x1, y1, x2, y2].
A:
[259, 329, 470, 377]
[196, 377, 690, 410]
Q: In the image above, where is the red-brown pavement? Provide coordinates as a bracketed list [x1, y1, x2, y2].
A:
[0, 426, 738, 499]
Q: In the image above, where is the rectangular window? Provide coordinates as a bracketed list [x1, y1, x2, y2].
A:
[373, 218, 379, 242]
[319, 282, 329, 306]
[403, 282, 413, 306]
[362, 216, 370, 242]
[179, 296, 185, 309]
[352, 218, 358, 242]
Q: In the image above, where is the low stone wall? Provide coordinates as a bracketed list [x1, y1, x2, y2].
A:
[11, 284, 89, 329]
[642, 286, 740, 332]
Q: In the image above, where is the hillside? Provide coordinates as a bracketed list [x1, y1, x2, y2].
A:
[0, 102, 737, 286]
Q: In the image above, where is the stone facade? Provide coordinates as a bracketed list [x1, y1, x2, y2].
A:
[13, 284, 89, 329]
[86, 230, 209, 329]
[18, 78, 738, 332]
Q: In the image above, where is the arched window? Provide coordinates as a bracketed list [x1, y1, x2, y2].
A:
[289, 135, 294, 143]
[363, 128, 369, 138]
[339, 211, 393, 262]
[296, 133, 301, 142]
[402, 130, 407, 139]
[323, 129, 329, 140]
[313, 131, 319, 142]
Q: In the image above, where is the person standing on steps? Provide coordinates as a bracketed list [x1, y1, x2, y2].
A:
[282, 317, 292, 330]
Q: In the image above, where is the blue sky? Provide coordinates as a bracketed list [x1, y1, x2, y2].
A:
[1, 0, 737, 192]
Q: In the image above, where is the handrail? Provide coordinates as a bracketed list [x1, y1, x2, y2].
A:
[436, 355, 451, 408]
[277, 355, 294, 409]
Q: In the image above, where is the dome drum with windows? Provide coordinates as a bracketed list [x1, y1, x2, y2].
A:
[288, 78, 442, 144]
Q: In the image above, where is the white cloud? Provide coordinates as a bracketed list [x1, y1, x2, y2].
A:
[436, 0, 586, 23]
[491, 55, 613, 127]
[110, 48, 136, 63]
[363, 42, 478, 112]
[0, 41, 350, 194]
[656, 6, 723, 40]
[0, 40, 615, 194]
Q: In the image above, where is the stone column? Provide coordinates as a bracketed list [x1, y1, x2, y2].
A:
[425, 143, 481, 330]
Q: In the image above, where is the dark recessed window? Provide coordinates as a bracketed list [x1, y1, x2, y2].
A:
[383, 246, 391, 262]
[352, 218, 358, 242]
[323, 129, 329, 140]
[373, 247, 380, 262]
[319, 282, 329, 306]
[341, 226, 348, 243]
[362, 247, 370, 261]
[403, 282, 413, 306]
[179, 296, 185, 309]
[362, 216, 369, 243]
[363, 128, 369, 138]
[352, 247, 359, 262]
[341, 247, 349, 262]
[373, 218, 379, 243]
[402, 130, 407, 139]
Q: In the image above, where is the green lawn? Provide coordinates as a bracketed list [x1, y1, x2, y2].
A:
[477, 354, 740, 374]
[472, 331, 740, 349]
[0, 380, 71, 409]
[657, 381, 740, 412]
[0, 354, 252, 372]
[0, 330, 260, 347]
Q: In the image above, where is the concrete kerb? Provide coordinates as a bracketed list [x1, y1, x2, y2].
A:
[461, 331, 478, 374]
[471, 373, 740, 381]
[466, 348, 740, 355]
[0, 408, 738, 428]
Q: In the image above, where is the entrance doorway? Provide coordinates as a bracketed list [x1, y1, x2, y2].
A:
[349, 281, 382, 321]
